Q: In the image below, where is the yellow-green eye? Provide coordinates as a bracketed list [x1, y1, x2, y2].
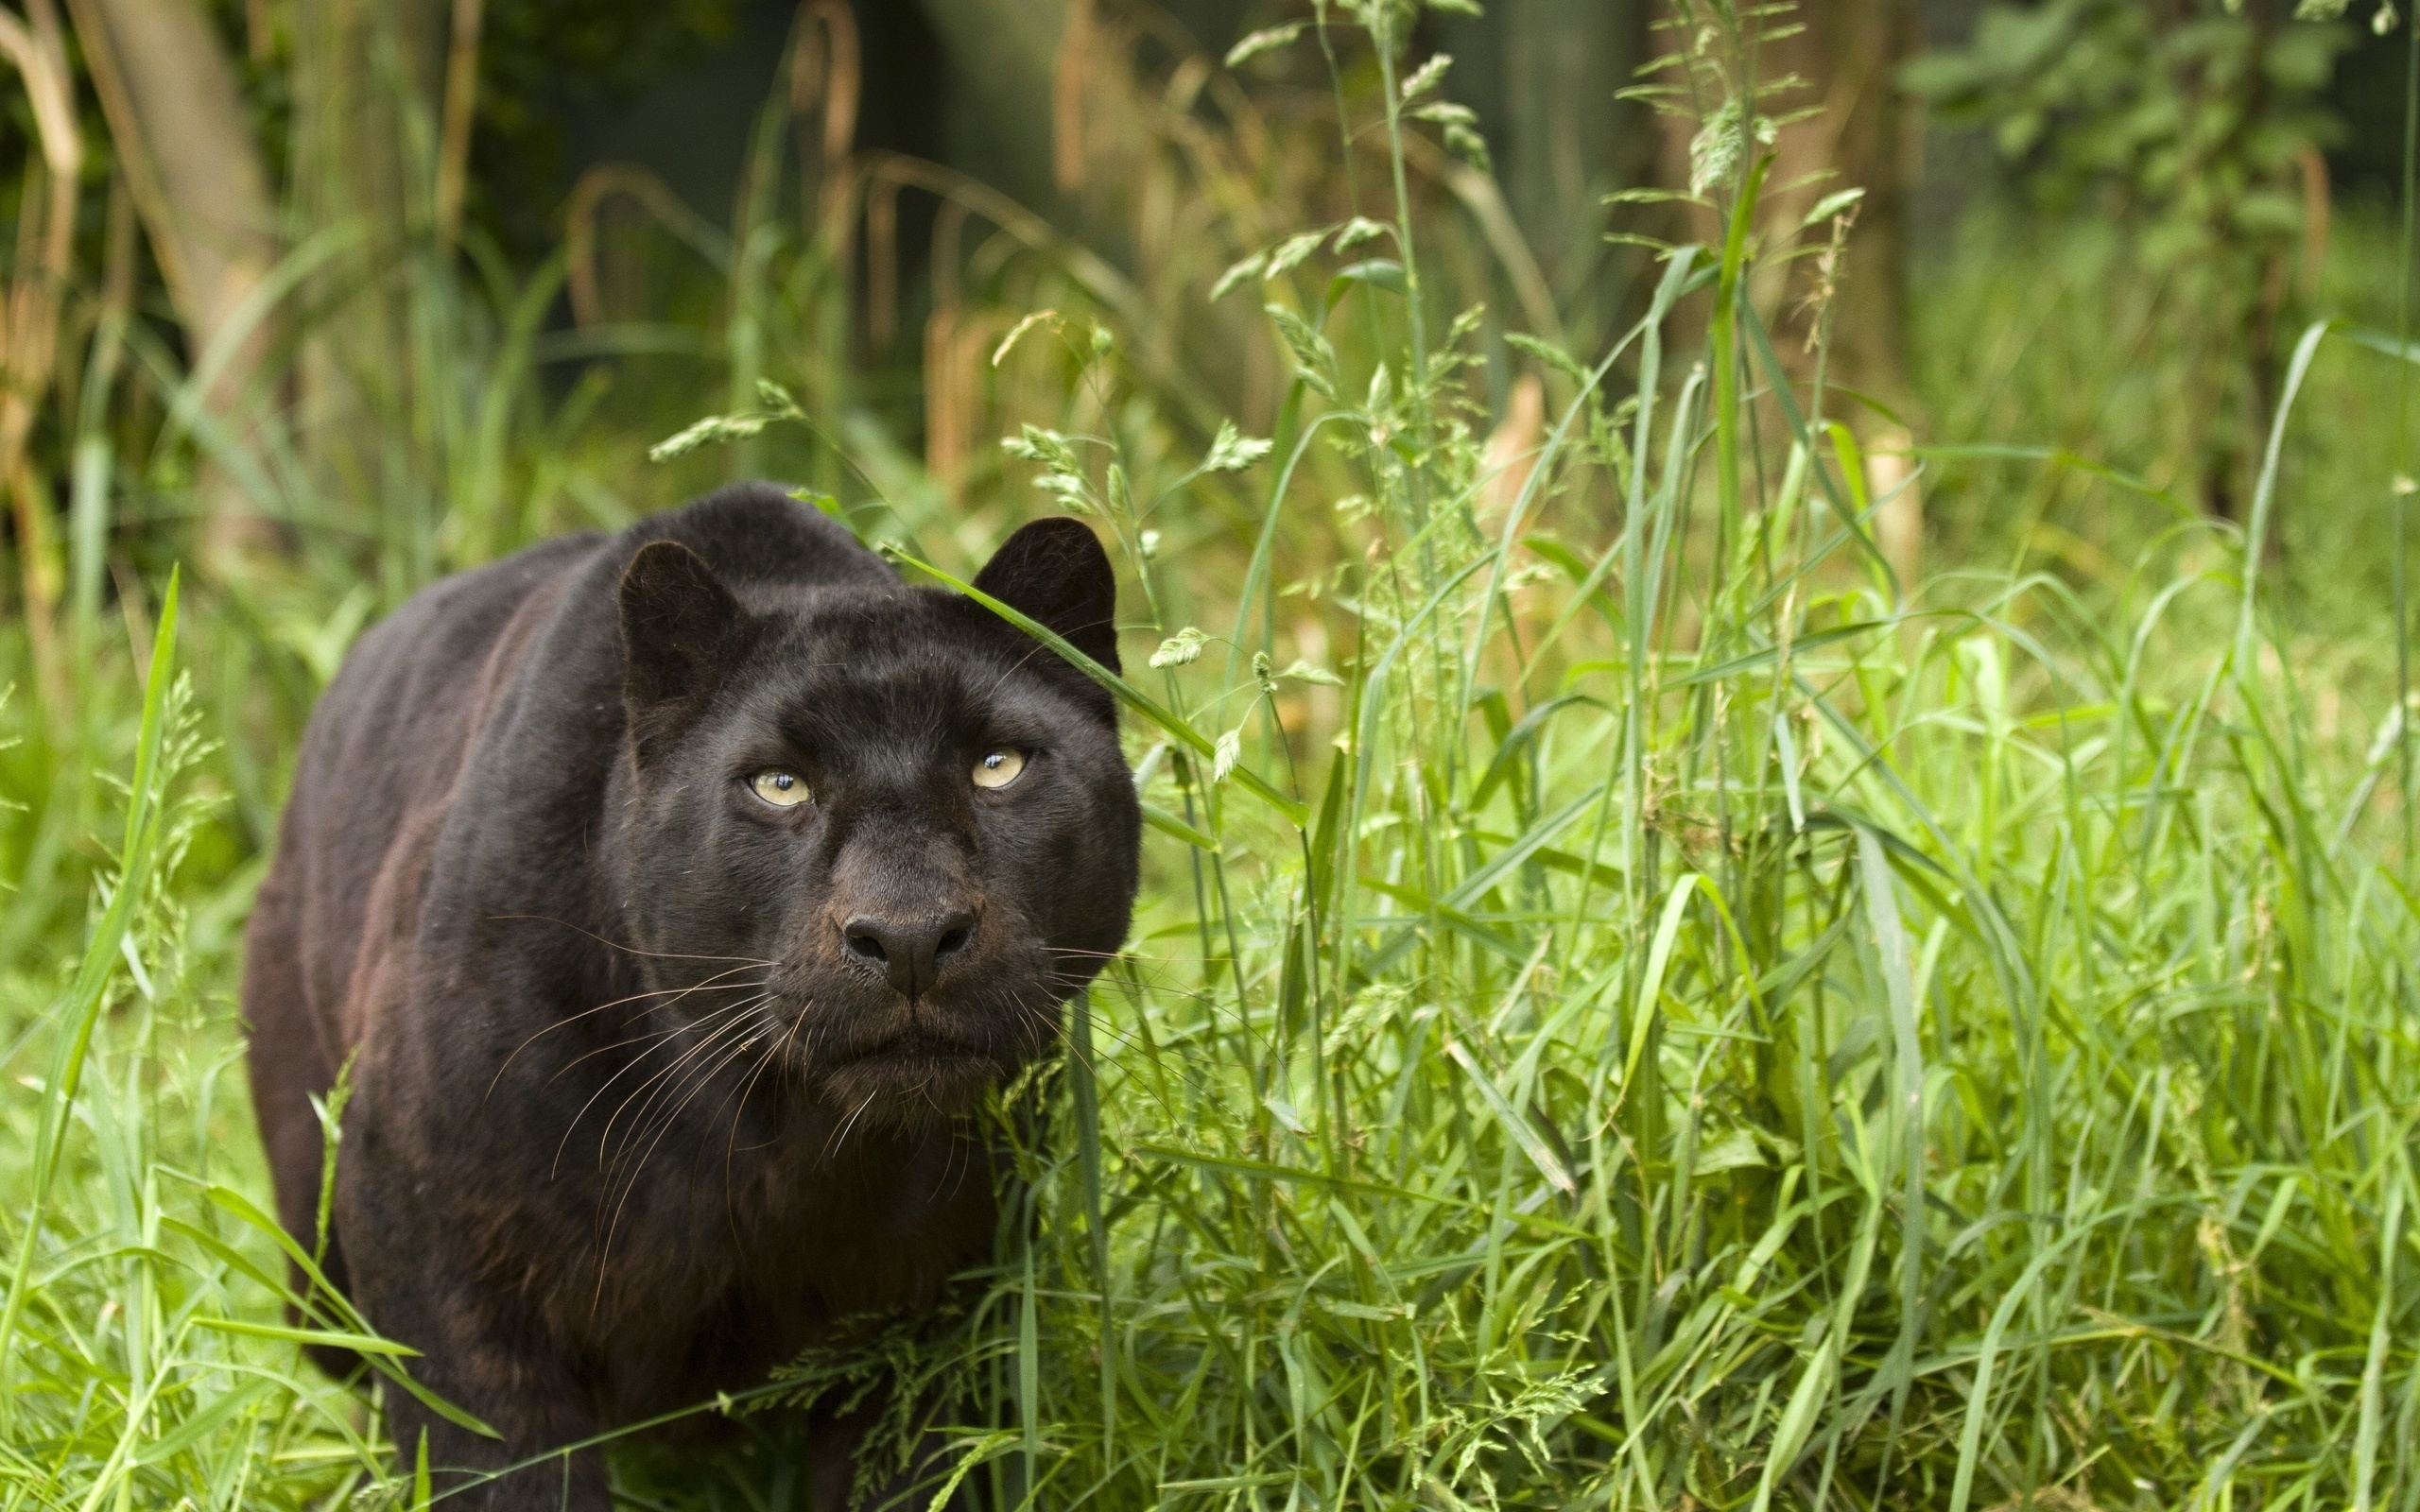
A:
[750, 768, 810, 808]
[973, 748, 1027, 790]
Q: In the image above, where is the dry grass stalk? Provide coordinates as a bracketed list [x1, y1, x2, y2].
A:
[865, 174, 898, 348]
[433, 0, 485, 249]
[1053, 0, 1096, 195]
[790, 0, 860, 169]
[1480, 373, 1547, 525]
[63, 0, 280, 578]
[1866, 423, 1922, 598]
[0, 0, 80, 701]
[564, 164, 732, 328]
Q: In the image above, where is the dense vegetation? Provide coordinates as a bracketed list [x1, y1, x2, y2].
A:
[3, 1, 2418, 1507]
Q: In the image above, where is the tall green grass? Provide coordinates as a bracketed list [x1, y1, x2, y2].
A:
[6, 2, 2420, 1507]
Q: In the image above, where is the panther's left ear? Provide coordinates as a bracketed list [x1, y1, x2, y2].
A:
[971, 518, 1120, 675]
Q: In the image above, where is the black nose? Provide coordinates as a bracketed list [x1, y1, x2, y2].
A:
[841, 910, 976, 999]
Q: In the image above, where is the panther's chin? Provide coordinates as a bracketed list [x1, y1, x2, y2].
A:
[815, 1038, 1003, 1128]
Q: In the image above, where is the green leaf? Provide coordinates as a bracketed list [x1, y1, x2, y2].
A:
[1275, 659, 1343, 686]
[1443, 1041, 1575, 1194]
[191, 1317, 422, 1357]
[0, 567, 181, 1383]
[1141, 801, 1218, 850]
[1625, 875, 1701, 1094]
[1750, 1330, 1841, 1511]
[1604, 187, 1707, 207]
[129, 1379, 275, 1467]
[1799, 187, 1866, 229]
[1325, 260, 1408, 313]
[788, 488, 847, 524]
[1668, 622, 1892, 688]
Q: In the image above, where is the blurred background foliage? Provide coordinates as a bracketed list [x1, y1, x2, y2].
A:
[0, 0, 2398, 623]
[0, 0, 2396, 606]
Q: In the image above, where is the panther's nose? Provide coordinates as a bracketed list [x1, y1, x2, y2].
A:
[840, 910, 977, 999]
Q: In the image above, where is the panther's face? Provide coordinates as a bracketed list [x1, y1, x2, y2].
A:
[605, 521, 1140, 1125]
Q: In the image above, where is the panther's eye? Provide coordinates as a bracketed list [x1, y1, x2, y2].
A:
[750, 768, 811, 808]
[972, 748, 1027, 790]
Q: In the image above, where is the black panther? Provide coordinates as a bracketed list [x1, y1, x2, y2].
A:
[242, 483, 1140, 1507]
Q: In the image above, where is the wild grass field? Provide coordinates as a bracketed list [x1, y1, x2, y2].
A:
[4, 2, 2420, 1508]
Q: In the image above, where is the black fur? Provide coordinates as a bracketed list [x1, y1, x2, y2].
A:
[242, 485, 1140, 1508]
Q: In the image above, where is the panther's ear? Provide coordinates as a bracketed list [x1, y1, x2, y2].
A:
[619, 540, 747, 763]
[971, 518, 1120, 675]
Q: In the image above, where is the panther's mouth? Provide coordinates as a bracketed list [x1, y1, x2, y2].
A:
[814, 1026, 1004, 1115]
[834, 1035, 990, 1071]
[818, 1025, 996, 1083]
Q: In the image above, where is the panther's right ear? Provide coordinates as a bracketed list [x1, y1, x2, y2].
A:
[618, 541, 747, 765]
